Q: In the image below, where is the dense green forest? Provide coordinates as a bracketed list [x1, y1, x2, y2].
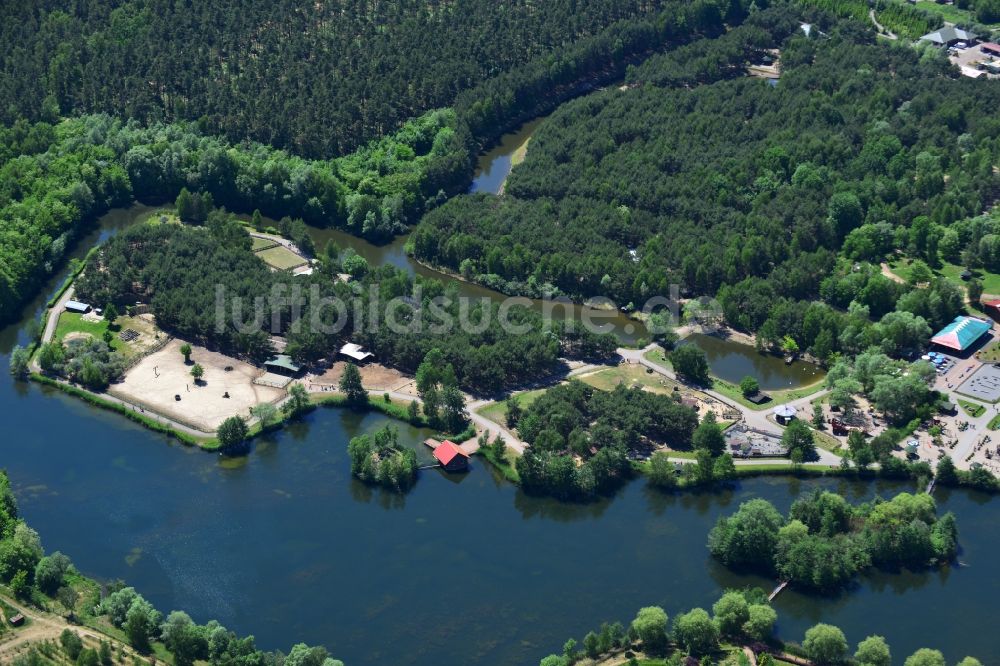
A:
[413, 7, 1000, 359]
[0, 109, 467, 323]
[0, 0, 751, 326]
[72, 215, 616, 394]
[0, 0, 734, 159]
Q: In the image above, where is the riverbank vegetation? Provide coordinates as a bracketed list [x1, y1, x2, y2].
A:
[709, 491, 958, 591]
[413, 5, 1000, 370]
[538, 586, 985, 666]
[0, 471, 342, 664]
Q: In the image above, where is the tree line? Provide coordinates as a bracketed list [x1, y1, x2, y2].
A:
[539, 586, 985, 666]
[413, 7, 1000, 361]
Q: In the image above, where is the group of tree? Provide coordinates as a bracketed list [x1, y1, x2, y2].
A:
[347, 426, 419, 492]
[513, 380, 699, 499]
[0, 0, 707, 159]
[538, 583, 987, 666]
[74, 218, 617, 394]
[36, 337, 126, 390]
[414, 349, 469, 434]
[413, 6, 1000, 362]
[647, 411, 740, 489]
[826, 348, 939, 426]
[708, 491, 959, 591]
[0, 106, 466, 326]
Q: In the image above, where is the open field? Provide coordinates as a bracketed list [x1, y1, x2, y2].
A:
[54, 312, 163, 358]
[913, 0, 1000, 28]
[886, 256, 1000, 295]
[256, 244, 307, 270]
[578, 363, 679, 394]
[476, 388, 547, 426]
[252, 236, 278, 251]
[109, 338, 283, 431]
[312, 362, 415, 394]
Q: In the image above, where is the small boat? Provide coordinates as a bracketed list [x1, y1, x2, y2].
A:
[784, 355, 794, 365]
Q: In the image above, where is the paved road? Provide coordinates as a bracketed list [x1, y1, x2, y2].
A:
[620, 343, 840, 466]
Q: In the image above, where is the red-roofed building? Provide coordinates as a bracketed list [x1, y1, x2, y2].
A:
[433, 440, 470, 472]
[982, 43, 1000, 57]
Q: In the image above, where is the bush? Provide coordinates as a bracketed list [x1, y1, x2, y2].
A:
[803, 623, 848, 665]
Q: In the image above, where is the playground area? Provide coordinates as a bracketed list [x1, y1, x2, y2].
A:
[109, 339, 284, 431]
[956, 363, 1000, 404]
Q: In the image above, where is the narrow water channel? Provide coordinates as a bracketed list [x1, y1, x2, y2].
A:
[0, 210, 998, 666]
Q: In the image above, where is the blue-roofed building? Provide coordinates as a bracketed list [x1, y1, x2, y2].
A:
[930, 316, 992, 353]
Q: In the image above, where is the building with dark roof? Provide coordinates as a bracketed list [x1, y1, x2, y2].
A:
[919, 26, 978, 47]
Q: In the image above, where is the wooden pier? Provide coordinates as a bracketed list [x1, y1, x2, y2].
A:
[768, 580, 789, 602]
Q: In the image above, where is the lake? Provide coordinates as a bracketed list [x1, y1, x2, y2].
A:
[0, 205, 995, 666]
[680, 333, 826, 391]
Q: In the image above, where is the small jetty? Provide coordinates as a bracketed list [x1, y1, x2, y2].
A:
[925, 477, 937, 495]
[768, 580, 789, 602]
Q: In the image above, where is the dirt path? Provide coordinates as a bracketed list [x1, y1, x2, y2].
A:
[880, 262, 906, 284]
[870, 9, 898, 40]
[0, 595, 139, 663]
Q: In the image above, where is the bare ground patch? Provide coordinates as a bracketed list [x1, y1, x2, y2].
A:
[310, 362, 416, 395]
[109, 339, 284, 432]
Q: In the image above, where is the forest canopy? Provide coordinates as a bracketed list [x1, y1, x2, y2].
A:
[0, 0, 729, 159]
[413, 8, 1000, 355]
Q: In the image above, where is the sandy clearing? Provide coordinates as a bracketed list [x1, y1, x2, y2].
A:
[110, 339, 284, 431]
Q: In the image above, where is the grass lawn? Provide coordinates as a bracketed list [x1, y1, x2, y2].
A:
[476, 388, 546, 427]
[711, 376, 826, 411]
[136, 207, 182, 226]
[988, 413, 1000, 430]
[913, 0, 1000, 27]
[54, 312, 126, 352]
[812, 428, 845, 455]
[887, 256, 1000, 296]
[980, 340, 1000, 362]
[256, 244, 307, 270]
[958, 398, 986, 418]
[578, 364, 680, 395]
[251, 236, 279, 251]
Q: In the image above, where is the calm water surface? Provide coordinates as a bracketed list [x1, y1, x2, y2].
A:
[681, 333, 826, 390]
[0, 206, 997, 666]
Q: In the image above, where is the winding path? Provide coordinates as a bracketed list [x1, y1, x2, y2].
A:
[618, 343, 840, 466]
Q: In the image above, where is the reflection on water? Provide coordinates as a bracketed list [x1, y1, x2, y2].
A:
[680, 333, 826, 390]
[1, 195, 998, 666]
[469, 117, 544, 195]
